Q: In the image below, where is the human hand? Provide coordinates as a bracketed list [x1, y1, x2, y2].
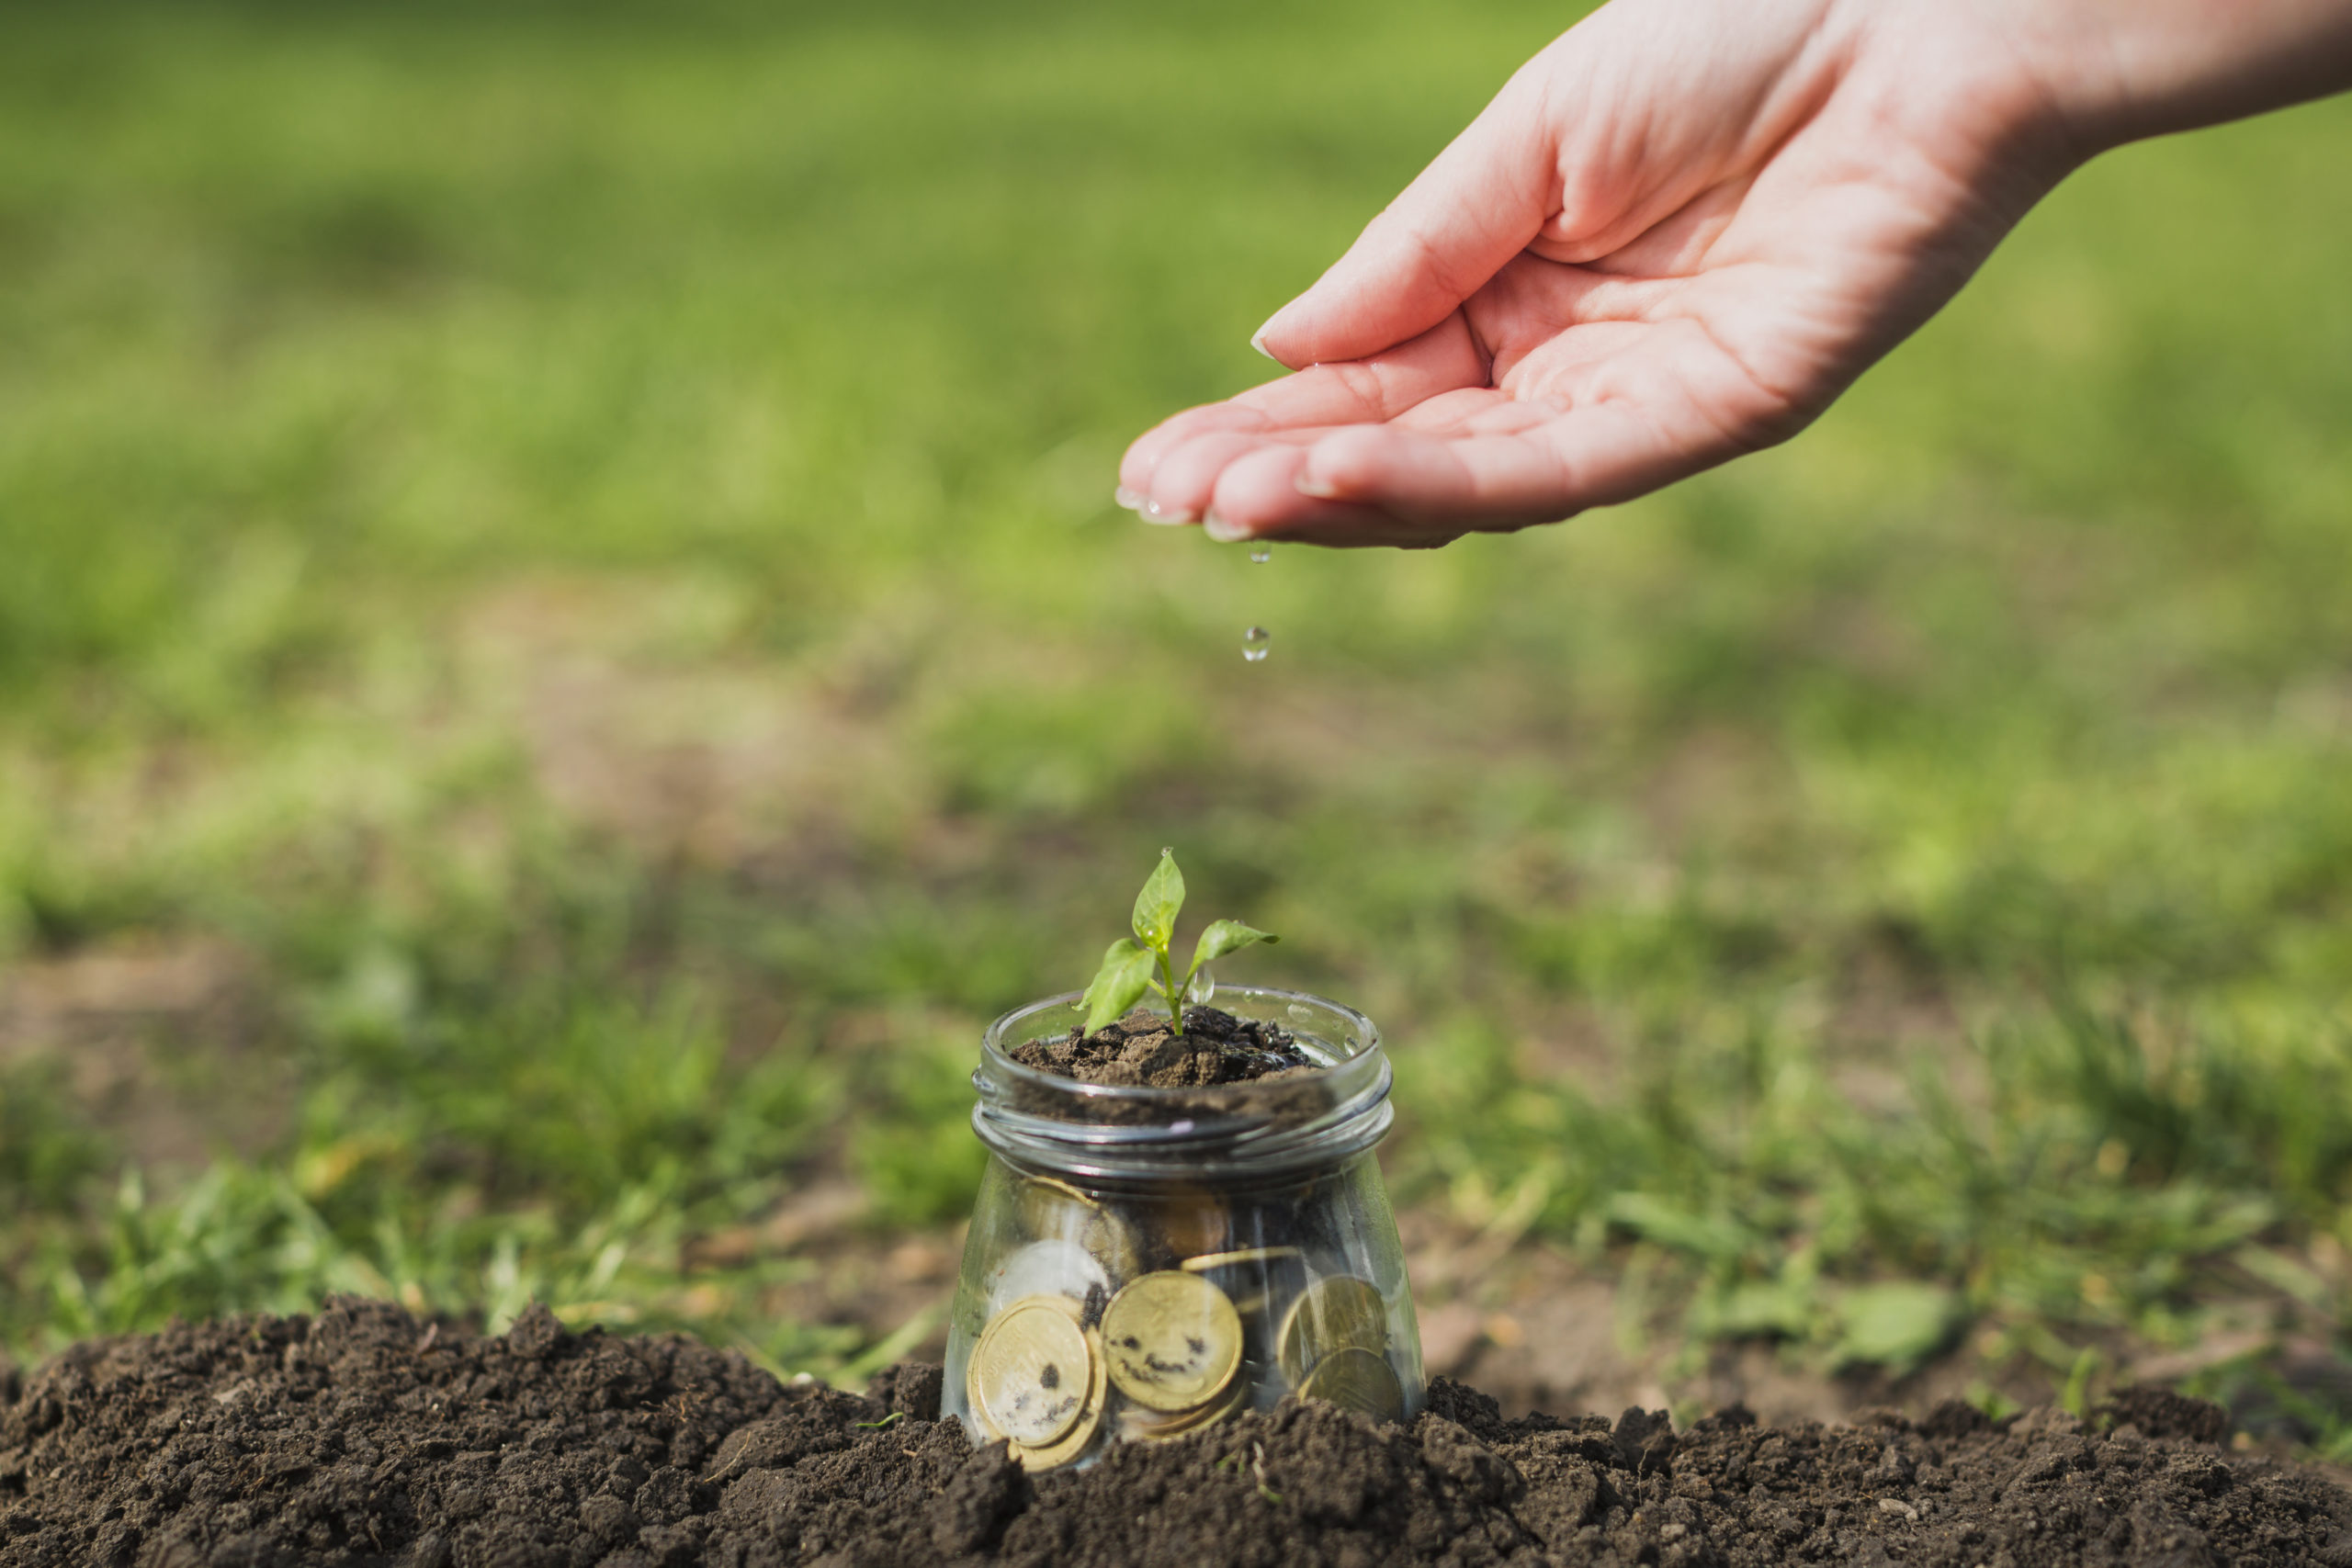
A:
[1116, 0, 2352, 548]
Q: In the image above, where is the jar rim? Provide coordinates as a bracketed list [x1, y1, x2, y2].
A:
[970, 985, 1393, 1179]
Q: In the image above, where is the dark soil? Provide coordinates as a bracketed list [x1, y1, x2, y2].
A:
[1012, 1006, 1315, 1089]
[5, 1299, 2348, 1568]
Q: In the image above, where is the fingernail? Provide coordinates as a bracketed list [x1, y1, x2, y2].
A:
[1295, 468, 1340, 501]
[1202, 511, 1249, 543]
[1141, 498, 1196, 525]
[1114, 486, 1143, 511]
[1250, 303, 1291, 361]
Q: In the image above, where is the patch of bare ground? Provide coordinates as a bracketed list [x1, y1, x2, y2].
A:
[0, 934, 286, 1168]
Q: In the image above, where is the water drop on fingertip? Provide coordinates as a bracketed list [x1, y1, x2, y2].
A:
[1249, 547, 1271, 565]
[1241, 626, 1271, 662]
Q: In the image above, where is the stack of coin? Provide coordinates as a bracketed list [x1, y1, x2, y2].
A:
[974, 1172, 1410, 1451]
[1099, 1270, 1246, 1440]
[1277, 1273, 1406, 1423]
[966, 1294, 1107, 1472]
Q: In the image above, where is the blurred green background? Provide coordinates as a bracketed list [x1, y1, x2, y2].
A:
[2, 0, 2349, 1440]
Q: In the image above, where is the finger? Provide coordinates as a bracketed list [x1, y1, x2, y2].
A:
[1252, 70, 1557, 370]
[1119, 313, 1487, 498]
[1143, 387, 1527, 529]
[1140, 428, 1317, 526]
[1119, 403, 1275, 508]
[1292, 388, 1754, 529]
[1297, 425, 1572, 529]
[1201, 445, 1453, 548]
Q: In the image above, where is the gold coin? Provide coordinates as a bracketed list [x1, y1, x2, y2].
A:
[1016, 1176, 1139, 1280]
[1180, 1246, 1304, 1273]
[964, 1355, 1001, 1442]
[971, 1296, 1093, 1448]
[1013, 1176, 1099, 1233]
[1116, 1361, 1251, 1441]
[987, 1239, 1107, 1315]
[1185, 1246, 1309, 1323]
[1011, 1325, 1108, 1472]
[1297, 1345, 1405, 1424]
[1148, 1184, 1233, 1260]
[1276, 1274, 1388, 1387]
[1100, 1271, 1243, 1413]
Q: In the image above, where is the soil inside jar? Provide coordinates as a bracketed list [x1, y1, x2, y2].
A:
[1010, 1005, 1317, 1088]
[6, 1298, 2346, 1568]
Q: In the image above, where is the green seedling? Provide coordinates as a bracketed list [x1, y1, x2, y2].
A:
[1076, 849, 1276, 1036]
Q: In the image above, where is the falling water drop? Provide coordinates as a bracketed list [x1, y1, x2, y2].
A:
[1249, 547, 1272, 564]
[1185, 966, 1216, 1005]
[1241, 626, 1271, 662]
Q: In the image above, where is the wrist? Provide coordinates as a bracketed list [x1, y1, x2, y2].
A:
[1827, 0, 2097, 206]
[1981, 0, 2352, 152]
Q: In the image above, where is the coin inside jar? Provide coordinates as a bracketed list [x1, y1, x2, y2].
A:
[1180, 1246, 1304, 1274]
[986, 1238, 1108, 1315]
[971, 1296, 1093, 1448]
[1276, 1274, 1388, 1387]
[1143, 1182, 1234, 1261]
[1099, 1270, 1243, 1413]
[1013, 1175, 1138, 1280]
[1182, 1245, 1308, 1320]
[1009, 1325, 1108, 1472]
[1115, 1358, 1250, 1441]
[1295, 1344, 1406, 1424]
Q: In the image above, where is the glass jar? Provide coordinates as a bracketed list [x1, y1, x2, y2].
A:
[942, 986, 1423, 1471]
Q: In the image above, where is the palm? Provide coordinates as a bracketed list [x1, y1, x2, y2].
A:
[1121, 0, 2066, 547]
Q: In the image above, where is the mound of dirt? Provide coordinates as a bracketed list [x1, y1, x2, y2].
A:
[3, 1298, 2347, 1567]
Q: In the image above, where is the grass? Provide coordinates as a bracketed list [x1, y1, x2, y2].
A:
[0, 0, 2348, 1427]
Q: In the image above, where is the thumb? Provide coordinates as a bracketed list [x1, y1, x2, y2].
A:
[1253, 70, 1558, 369]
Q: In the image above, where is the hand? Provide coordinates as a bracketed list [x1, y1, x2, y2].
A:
[1116, 0, 2352, 548]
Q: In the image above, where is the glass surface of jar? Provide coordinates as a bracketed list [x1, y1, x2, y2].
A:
[944, 986, 1423, 1471]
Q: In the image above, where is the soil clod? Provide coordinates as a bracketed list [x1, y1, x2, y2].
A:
[3, 1299, 2346, 1566]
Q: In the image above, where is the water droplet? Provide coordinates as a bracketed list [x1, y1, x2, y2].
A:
[1249, 547, 1272, 564]
[1242, 626, 1271, 663]
[1185, 967, 1216, 1005]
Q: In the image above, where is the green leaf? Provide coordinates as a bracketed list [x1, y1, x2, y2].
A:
[1079, 938, 1158, 1033]
[1690, 1278, 1814, 1341]
[1188, 919, 1277, 983]
[1828, 1281, 1961, 1371]
[1602, 1192, 1756, 1263]
[1130, 848, 1185, 952]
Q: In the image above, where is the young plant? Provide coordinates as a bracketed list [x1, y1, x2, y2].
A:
[1076, 849, 1276, 1035]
